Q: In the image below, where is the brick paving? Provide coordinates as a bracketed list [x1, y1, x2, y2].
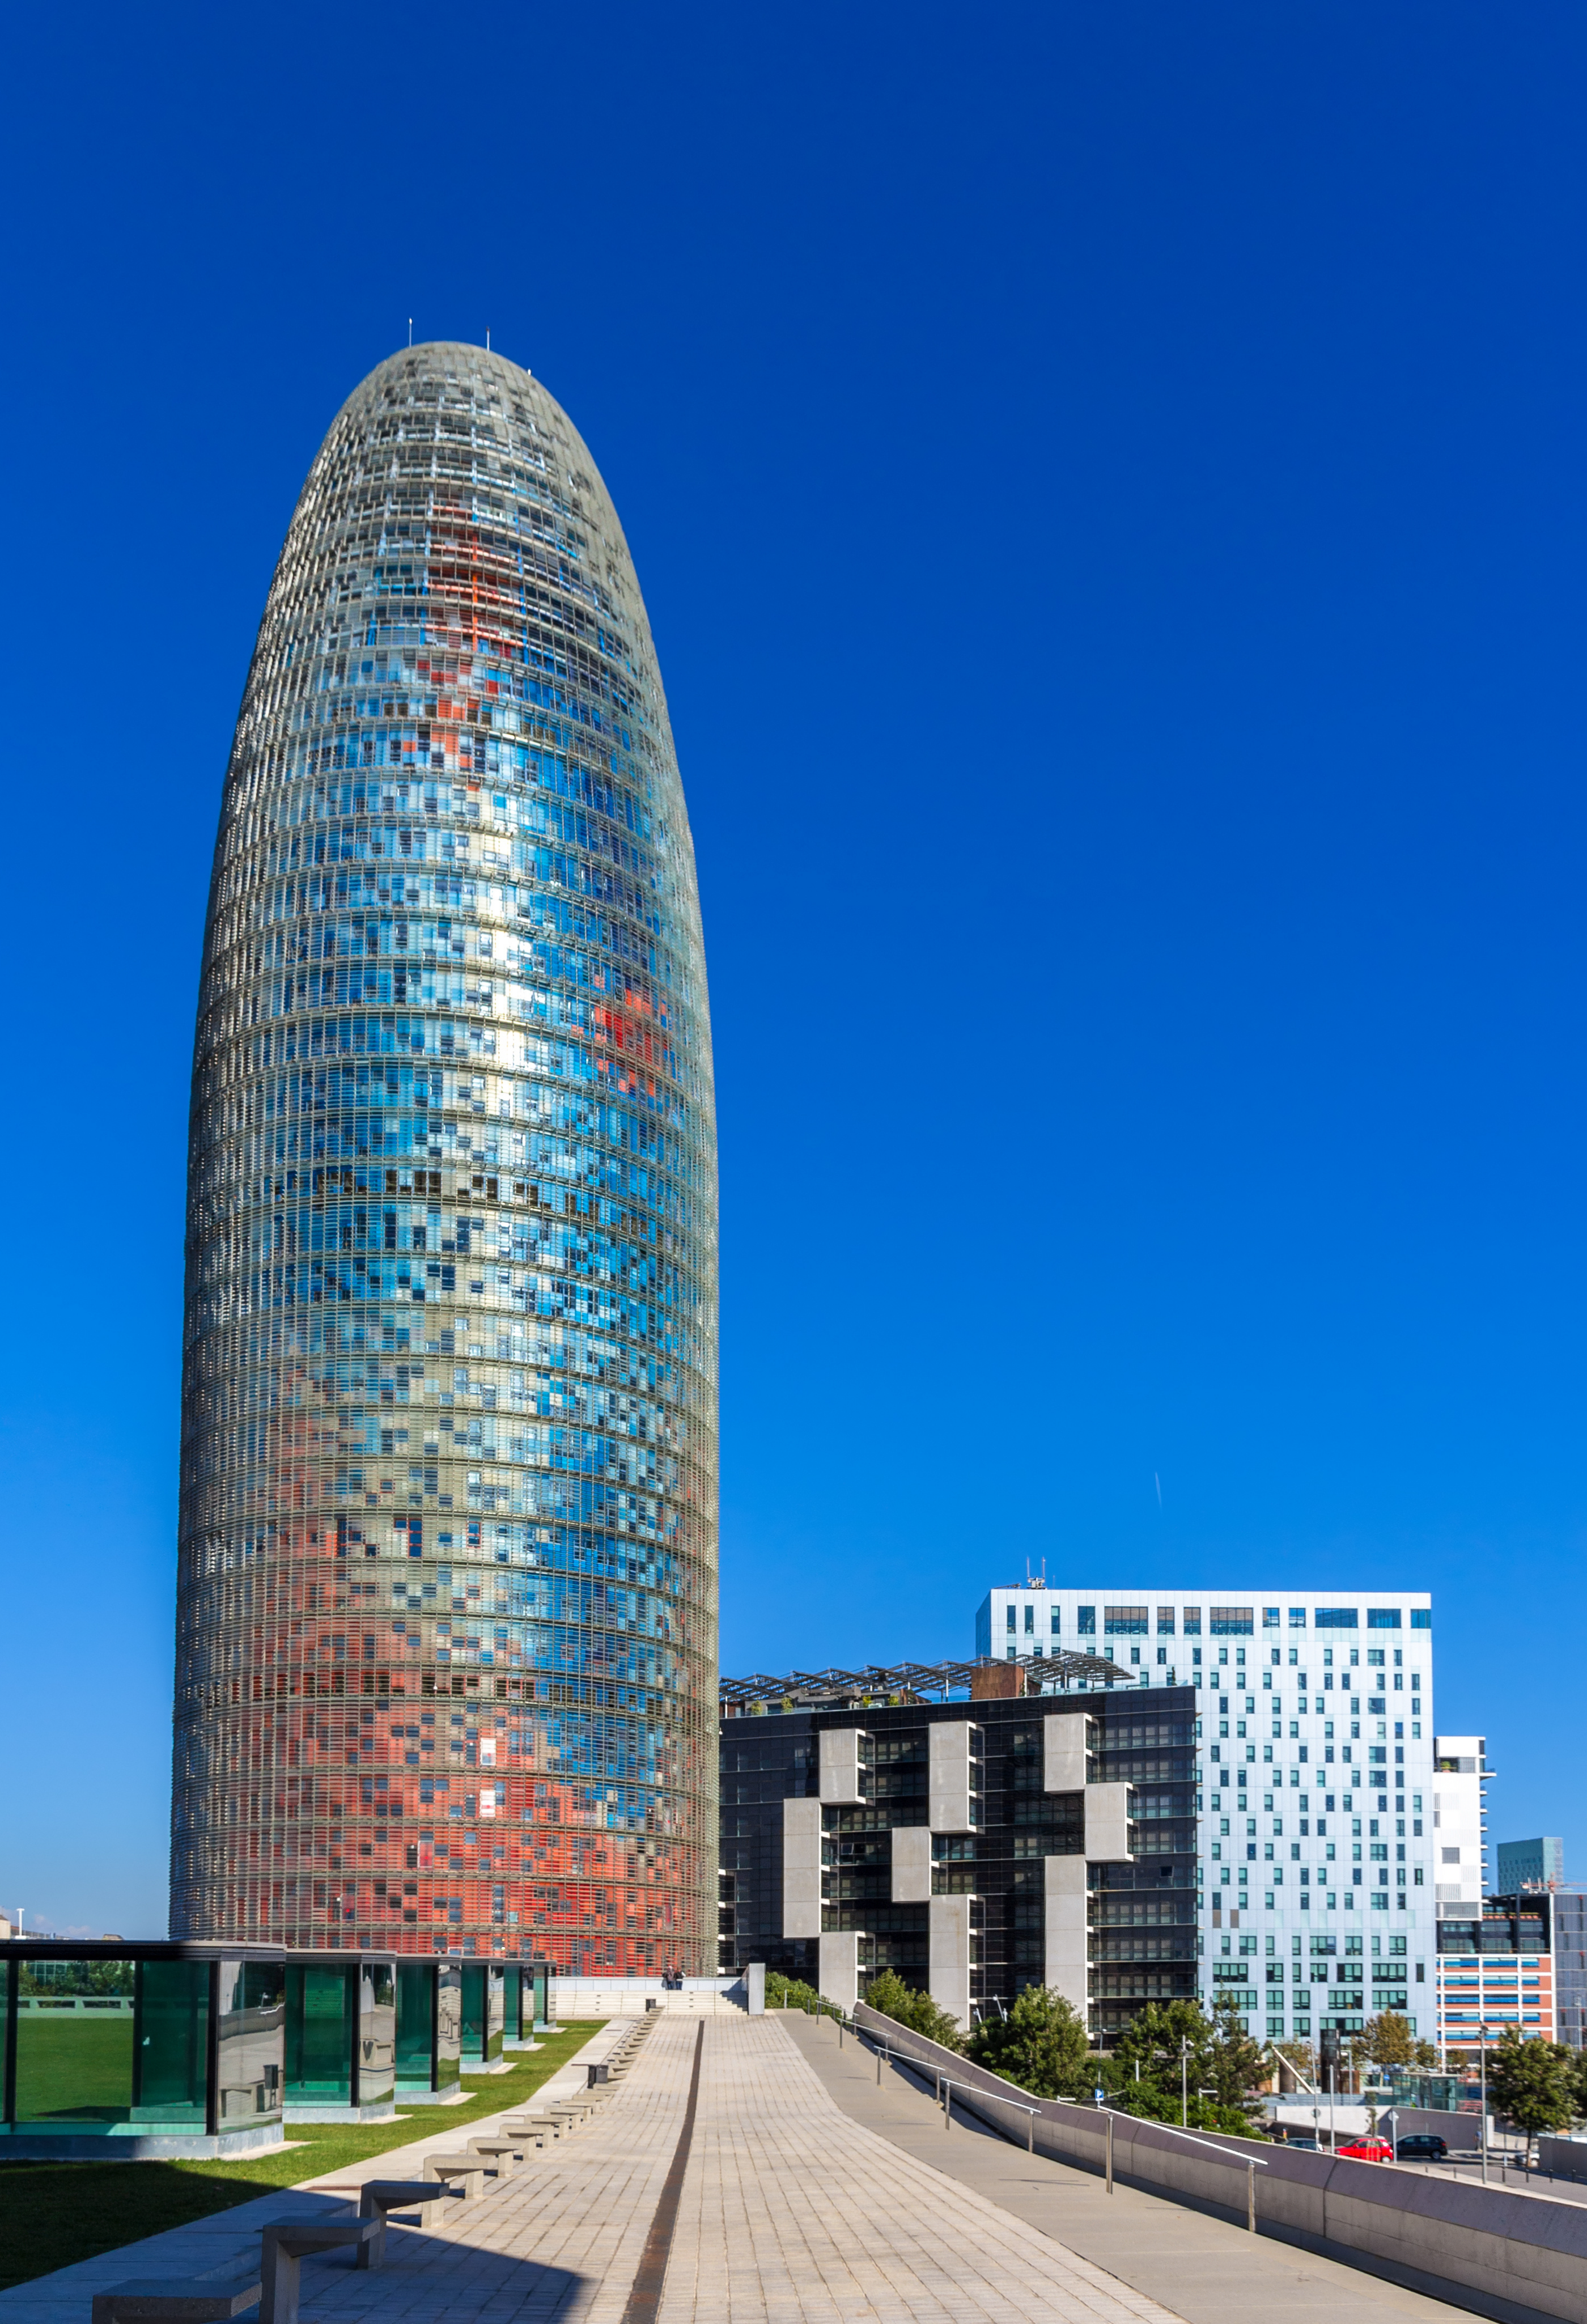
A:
[658, 2018, 1181, 2324]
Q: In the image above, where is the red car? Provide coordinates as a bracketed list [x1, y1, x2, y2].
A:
[1336, 2138, 1394, 2162]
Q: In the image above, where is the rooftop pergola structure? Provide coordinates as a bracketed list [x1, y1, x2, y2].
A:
[719, 1652, 1132, 1714]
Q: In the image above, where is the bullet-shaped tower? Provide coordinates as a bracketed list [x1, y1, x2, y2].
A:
[171, 345, 718, 1969]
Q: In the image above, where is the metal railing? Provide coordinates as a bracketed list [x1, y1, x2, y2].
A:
[849, 2013, 1270, 2232]
[1092, 2105, 1269, 2225]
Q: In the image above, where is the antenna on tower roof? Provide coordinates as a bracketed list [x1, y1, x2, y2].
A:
[408, 319, 413, 347]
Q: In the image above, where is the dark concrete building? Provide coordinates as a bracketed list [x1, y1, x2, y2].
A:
[718, 1659, 1196, 2041]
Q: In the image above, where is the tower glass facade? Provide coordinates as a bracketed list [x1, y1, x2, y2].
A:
[171, 346, 718, 1969]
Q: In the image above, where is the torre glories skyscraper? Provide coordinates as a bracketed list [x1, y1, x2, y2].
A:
[171, 346, 718, 1971]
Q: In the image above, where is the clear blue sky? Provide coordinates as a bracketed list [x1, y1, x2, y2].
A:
[3, 3, 1584, 1936]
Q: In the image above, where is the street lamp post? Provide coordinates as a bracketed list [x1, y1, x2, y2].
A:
[1479, 2024, 1490, 2188]
[1181, 2037, 1189, 2128]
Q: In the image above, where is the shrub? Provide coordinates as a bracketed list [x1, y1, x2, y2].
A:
[967, 1986, 1092, 2100]
[862, 1969, 965, 2050]
[763, 1971, 838, 2017]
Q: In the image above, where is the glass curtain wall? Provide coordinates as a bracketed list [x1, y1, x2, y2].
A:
[13, 1960, 136, 2131]
[8, 1960, 213, 2136]
[169, 342, 719, 1970]
[359, 1960, 396, 2107]
[395, 1963, 434, 2090]
[285, 1965, 357, 2106]
[217, 1959, 285, 2126]
[436, 1960, 461, 2082]
[458, 1962, 505, 2063]
[134, 1963, 209, 2125]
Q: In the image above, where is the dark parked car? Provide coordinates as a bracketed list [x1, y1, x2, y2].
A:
[1280, 2135, 1319, 2149]
[1396, 2134, 1449, 2161]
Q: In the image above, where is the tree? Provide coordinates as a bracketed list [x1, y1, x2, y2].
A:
[863, 1969, 965, 2051]
[967, 1986, 1092, 2100]
[1360, 2011, 1420, 2069]
[1484, 2029, 1577, 2166]
[1111, 1998, 1216, 2104]
[1355, 2013, 1438, 2073]
[1205, 1995, 1266, 2114]
[1113, 2080, 1264, 2136]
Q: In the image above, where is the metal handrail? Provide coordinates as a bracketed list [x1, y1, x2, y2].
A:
[1096, 2106, 1271, 2165]
[1093, 2106, 1267, 2227]
[936, 2072, 1039, 2151]
[854, 2015, 1268, 2228]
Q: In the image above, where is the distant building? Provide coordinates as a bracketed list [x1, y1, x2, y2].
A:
[1433, 1737, 1492, 1909]
[1552, 1894, 1587, 2049]
[1496, 1837, 1564, 1893]
[1436, 1892, 1555, 2051]
[974, 1584, 1436, 2040]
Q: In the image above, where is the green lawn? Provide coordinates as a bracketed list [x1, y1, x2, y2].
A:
[0, 2023, 602, 2293]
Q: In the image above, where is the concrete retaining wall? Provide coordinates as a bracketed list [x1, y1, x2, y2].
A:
[1268, 2100, 1479, 2149]
[551, 1975, 746, 2018]
[1540, 2138, 1587, 2185]
[1390, 2104, 1483, 2151]
[0, 2122, 287, 2162]
[853, 2003, 1587, 2324]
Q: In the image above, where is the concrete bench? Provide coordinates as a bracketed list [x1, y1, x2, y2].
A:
[261, 2217, 383, 2324]
[424, 2154, 487, 2199]
[500, 2114, 562, 2144]
[358, 2180, 461, 2232]
[466, 2137, 521, 2176]
[92, 2275, 262, 2324]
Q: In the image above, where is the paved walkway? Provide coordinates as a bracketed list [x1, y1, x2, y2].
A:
[778, 2012, 1466, 2324]
[0, 2014, 1484, 2324]
[658, 2017, 1178, 2324]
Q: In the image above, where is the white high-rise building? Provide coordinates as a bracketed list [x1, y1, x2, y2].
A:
[1432, 1736, 1491, 1909]
[974, 1585, 1436, 2044]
